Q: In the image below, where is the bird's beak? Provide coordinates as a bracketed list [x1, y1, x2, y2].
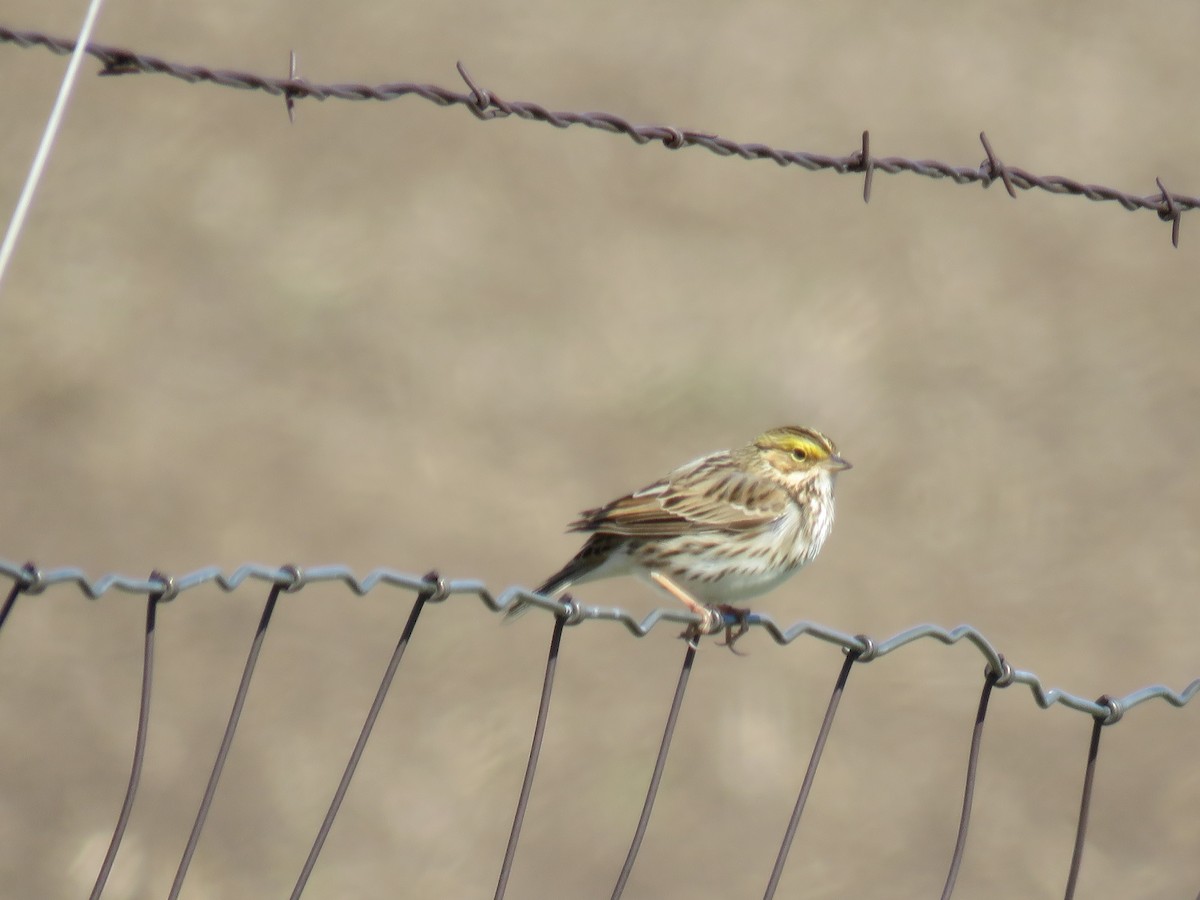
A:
[825, 455, 852, 471]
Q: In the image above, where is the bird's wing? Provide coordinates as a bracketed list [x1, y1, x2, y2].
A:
[568, 451, 789, 537]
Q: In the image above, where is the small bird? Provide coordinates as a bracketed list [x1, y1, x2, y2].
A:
[510, 426, 850, 643]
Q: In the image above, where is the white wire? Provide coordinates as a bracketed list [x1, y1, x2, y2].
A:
[0, 0, 110, 294]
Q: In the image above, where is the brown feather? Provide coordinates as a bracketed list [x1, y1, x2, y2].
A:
[567, 451, 789, 538]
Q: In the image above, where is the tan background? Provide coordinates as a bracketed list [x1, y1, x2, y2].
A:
[2, 1, 1199, 898]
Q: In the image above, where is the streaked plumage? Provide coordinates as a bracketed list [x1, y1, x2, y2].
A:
[509, 426, 850, 620]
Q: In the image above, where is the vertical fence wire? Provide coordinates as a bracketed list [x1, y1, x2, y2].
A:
[167, 583, 283, 899]
[939, 671, 998, 899]
[88, 591, 161, 900]
[610, 640, 699, 900]
[0, 577, 21, 635]
[1063, 714, 1106, 900]
[289, 587, 433, 899]
[762, 648, 860, 900]
[494, 615, 567, 900]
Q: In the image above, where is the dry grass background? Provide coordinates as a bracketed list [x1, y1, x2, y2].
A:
[2, 1, 1199, 898]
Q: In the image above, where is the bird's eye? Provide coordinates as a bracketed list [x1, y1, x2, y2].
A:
[791, 448, 808, 461]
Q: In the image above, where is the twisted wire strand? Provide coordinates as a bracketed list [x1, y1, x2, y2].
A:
[2, 559, 1196, 721]
[0, 25, 1191, 246]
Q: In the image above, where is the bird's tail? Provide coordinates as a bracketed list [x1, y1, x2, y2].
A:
[503, 550, 600, 622]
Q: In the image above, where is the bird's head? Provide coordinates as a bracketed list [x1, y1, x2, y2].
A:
[748, 426, 851, 488]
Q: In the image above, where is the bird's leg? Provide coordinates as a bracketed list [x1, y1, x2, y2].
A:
[649, 572, 723, 645]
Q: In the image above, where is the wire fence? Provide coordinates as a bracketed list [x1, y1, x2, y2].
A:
[0, 23, 1195, 248]
[3, 17, 1199, 899]
[2, 558, 1197, 900]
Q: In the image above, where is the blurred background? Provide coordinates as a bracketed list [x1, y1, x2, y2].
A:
[2, 1, 1199, 897]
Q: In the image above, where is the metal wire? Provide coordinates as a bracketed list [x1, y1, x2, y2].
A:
[610, 639, 699, 900]
[2, 559, 1194, 723]
[494, 614, 566, 900]
[168, 582, 283, 900]
[0, 577, 21, 634]
[939, 665, 1002, 900]
[1063, 711, 1107, 900]
[88, 588, 162, 900]
[0, 0, 108, 290]
[0, 25, 1192, 246]
[762, 648, 858, 900]
[289, 576, 434, 898]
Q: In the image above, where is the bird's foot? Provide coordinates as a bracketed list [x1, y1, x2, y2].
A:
[648, 572, 751, 652]
[713, 604, 752, 655]
[678, 604, 724, 647]
[676, 604, 751, 654]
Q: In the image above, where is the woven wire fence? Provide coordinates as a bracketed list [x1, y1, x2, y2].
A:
[4, 17, 1200, 900]
[2, 559, 1197, 900]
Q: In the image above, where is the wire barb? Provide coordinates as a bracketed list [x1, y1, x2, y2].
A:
[978, 132, 1017, 199]
[96, 51, 140, 77]
[855, 130, 874, 203]
[456, 61, 495, 119]
[1155, 177, 1182, 248]
[284, 49, 299, 123]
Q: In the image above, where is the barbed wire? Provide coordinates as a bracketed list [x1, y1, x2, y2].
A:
[2, 558, 1195, 721]
[0, 24, 1193, 248]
